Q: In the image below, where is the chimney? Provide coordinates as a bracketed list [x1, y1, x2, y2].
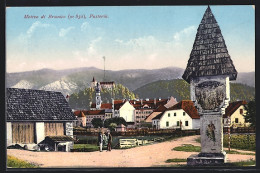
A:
[154, 98, 156, 105]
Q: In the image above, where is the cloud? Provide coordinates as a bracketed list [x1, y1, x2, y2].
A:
[81, 22, 90, 31]
[173, 25, 196, 41]
[26, 21, 50, 37]
[59, 26, 75, 37]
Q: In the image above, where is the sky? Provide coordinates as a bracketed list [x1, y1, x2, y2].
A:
[6, 6, 255, 73]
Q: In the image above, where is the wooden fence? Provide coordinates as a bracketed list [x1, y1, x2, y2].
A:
[74, 128, 200, 136]
[223, 127, 255, 134]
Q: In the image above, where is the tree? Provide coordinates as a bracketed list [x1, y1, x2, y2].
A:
[91, 118, 103, 128]
[243, 98, 256, 128]
[103, 117, 127, 128]
[108, 123, 117, 131]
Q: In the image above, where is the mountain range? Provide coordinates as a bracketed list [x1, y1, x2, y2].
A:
[6, 67, 255, 96]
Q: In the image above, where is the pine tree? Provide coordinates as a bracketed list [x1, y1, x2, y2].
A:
[243, 97, 256, 128]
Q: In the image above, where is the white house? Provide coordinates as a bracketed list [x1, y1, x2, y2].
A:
[152, 100, 200, 130]
[114, 100, 135, 123]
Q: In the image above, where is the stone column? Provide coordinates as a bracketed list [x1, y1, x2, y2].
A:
[187, 76, 229, 165]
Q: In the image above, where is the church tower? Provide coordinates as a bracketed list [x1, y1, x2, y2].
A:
[91, 77, 97, 88]
[95, 82, 102, 109]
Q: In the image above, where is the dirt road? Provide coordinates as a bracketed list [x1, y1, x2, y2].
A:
[7, 135, 255, 168]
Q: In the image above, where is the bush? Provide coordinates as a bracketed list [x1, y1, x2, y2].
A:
[7, 155, 39, 168]
[224, 134, 255, 151]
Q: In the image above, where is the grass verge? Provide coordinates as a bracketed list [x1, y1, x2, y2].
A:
[7, 155, 39, 168]
[71, 144, 99, 152]
[172, 144, 201, 152]
[225, 150, 255, 155]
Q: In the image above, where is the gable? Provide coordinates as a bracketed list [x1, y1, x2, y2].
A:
[120, 101, 135, 110]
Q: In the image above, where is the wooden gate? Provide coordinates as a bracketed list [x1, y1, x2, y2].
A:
[45, 122, 64, 136]
[12, 122, 34, 144]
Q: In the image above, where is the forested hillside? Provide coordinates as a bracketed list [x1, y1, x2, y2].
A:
[134, 79, 255, 102]
[68, 84, 137, 109]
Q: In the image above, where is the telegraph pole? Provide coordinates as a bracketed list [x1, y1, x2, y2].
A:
[103, 56, 106, 81]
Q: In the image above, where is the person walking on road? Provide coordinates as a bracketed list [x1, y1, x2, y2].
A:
[98, 132, 104, 152]
[107, 131, 112, 151]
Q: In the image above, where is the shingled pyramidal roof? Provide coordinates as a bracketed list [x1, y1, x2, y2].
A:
[182, 6, 237, 83]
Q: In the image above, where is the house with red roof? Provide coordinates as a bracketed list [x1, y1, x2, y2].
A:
[223, 101, 249, 127]
[74, 110, 86, 127]
[152, 100, 200, 130]
[144, 96, 178, 125]
[74, 109, 112, 127]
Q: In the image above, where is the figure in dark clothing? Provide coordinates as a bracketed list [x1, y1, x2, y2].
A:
[107, 131, 112, 151]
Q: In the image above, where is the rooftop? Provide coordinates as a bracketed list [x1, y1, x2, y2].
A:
[6, 88, 76, 121]
[182, 6, 237, 83]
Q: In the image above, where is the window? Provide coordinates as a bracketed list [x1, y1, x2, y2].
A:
[177, 121, 180, 126]
[235, 118, 239, 123]
[240, 109, 243, 114]
[168, 113, 170, 117]
[166, 121, 169, 127]
[185, 121, 188, 126]
[183, 112, 186, 116]
[174, 113, 176, 116]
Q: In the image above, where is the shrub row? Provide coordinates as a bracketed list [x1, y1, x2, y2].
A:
[223, 134, 255, 151]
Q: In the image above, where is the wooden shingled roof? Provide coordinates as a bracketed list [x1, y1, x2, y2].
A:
[182, 6, 237, 83]
[6, 88, 77, 121]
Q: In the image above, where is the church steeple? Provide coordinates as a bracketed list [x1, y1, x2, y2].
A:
[95, 82, 102, 109]
[182, 6, 237, 83]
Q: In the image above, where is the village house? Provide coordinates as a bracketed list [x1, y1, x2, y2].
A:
[152, 100, 200, 130]
[144, 105, 167, 124]
[74, 110, 86, 127]
[223, 100, 250, 127]
[144, 96, 178, 125]
[6, 88, 77, 151]
[114, 100, 135, 124]
[88, 97, 178, 128]
[74, 109, 113, 128]
[131, 98, 164, 126]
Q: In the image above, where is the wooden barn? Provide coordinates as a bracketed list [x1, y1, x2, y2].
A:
[6, 88, 77, 151]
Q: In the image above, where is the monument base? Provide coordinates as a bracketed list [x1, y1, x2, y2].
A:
[187, 152, 226, 166]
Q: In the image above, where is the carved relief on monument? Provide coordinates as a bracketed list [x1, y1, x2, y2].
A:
[195, 81, 225, 111]
[206, 122, 216, 142]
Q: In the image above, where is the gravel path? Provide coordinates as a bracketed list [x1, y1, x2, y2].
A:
[7, 135, 255, 168]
